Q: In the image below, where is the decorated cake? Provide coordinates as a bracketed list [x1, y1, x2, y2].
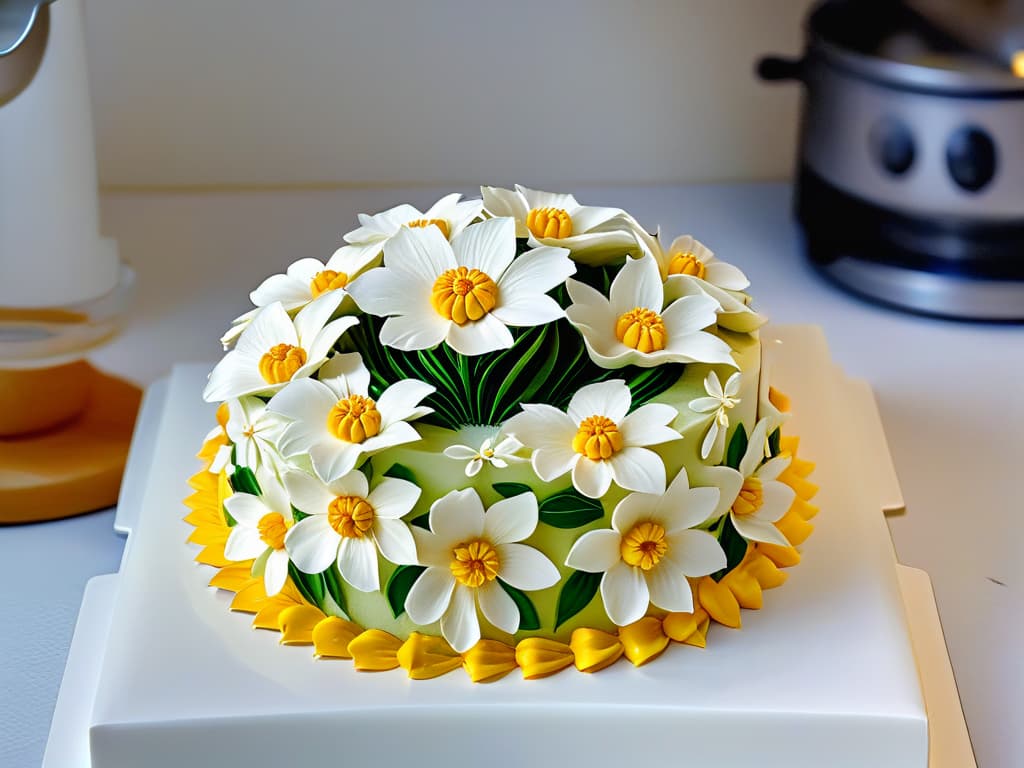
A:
[186, 185, 818, 681]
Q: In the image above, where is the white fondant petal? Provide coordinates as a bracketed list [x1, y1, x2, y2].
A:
[572, 457, 613, 499]
[494, 543, 560, 591]
[367, 477, 421, 519]
[317, 351, 371, 397]
[611, 490, 657, 536]
[619, 403, 680, 447]
[482, 493, 538, 545]
[282, 470, 334, 517]
[490, 293, 565, 327]
[264, 549, 289, 596]
[664, 529, 727, 577]
[497, 245, 575, 297]
[532, 448, 580, 483]
[481, 186, 530, 234]
[731, 512, 791, 547]
[757, 480, 796, 524]
[444, 313, 514, 356]
[376, 378, 435, 426]
[478, 581, 520, 635]
[567, 379, 631, 424]
[645, 565, 695, 614]
[441, 584, 480, 653]
[601, 562, 649, 627]
[740, 419, 770, 478]
[336, 536, 380, 592]
[610, 254, 663, 315]
[705, 260, 750, 291]
[405, 566, 456, 624]
[757, 455, 792, 483]
[234, 302, 298, 358]
[382, 224, 456, 284]
[267, 377, 336, 424]
[223, 493, 269, 527]
[505, 405, 577, 450]
[451, 216, 515, 277]
[309, 441, 361, 483]
[661, 486, 721, 533]
[379, 311, 450, 352]
[224, 526, 267, 562]
[284, 516, 339, 574]
[607, 447, 666, 495]
[565, 529, 622, 573]
[372, 519, 418, 565]
[429, 489, 486, 544]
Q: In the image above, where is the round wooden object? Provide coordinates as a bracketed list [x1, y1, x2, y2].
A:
[0, 365, 141, 524]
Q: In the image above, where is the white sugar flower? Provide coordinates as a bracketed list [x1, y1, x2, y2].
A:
[566, 253, 735, 370]
[504, 379, 680, 498]
[219, 246, 380, 351]
[689, 372, 742, 463]
[223, 469, 295, 596]
[283, 468, 419, 592]
[565, 468, 726, 626]
[219, 396, 289, 473]
[346, 216, 575, 356]
[633, 228, 765, 334]
[268, 352, 434, 482]
[701, 418, 795, 547]
[481, 184, 639, 266]
[203, 294, 358, 403]
[405, 488, 559, 653]
[248, 245, 381, 313]
[342, 192, 483, 264]
[443, 433, 526, 477]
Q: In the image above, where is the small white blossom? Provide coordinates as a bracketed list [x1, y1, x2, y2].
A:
[443, 434, 526, 477]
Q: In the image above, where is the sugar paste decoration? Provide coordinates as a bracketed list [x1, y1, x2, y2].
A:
[186, 186, 818, 680]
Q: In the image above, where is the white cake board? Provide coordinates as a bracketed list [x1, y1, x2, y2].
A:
[42, 326, 975, 768]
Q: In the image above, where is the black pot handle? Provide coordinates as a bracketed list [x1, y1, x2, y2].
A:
[756, 55, 805, 82]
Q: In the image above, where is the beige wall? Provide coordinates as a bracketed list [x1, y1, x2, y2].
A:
[83, 0, 812, 189]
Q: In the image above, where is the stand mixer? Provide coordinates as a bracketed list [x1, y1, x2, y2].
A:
[0, 0, 140, 523]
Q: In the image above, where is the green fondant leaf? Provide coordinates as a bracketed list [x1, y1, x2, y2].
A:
[291, 505, 310, 522]
[410, 513, 431, 530]
[358, 457, 374, 484]
[712, 514, 749, 582]
[768, 427, 781, 458]
[555, 570, 603, 629]
[492, 482, 533, 499]
[725, 424, 748, 470]
[230, 466, 261, 496]
[539, 488, 605, 529]
[490, 324, 548, 423]
[383, 462, 416, 484]
[322, 565, 348, 616]
[386, 565, 426, 619]
[288, 563, 326, 608]
[498, 580, 541, 631]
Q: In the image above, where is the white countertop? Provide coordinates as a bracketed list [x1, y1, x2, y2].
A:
[2, 182, 1021, 768]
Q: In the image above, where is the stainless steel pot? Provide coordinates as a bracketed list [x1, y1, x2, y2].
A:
[760, 0, 1024, 320]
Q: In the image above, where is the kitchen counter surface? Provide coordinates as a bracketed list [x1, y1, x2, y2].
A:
[2, 182, 1020, 768]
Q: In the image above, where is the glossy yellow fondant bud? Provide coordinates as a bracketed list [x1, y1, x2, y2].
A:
[526, 207, 572, 239]
[572, 415, 623, 460]
[615, 307, 667, 353]
[327, 394, 381, 443]
[258, 343, 307, 384]
[431, 266, 498, 325]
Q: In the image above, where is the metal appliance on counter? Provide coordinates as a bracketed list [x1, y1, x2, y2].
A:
[759, 0, 1024, 321]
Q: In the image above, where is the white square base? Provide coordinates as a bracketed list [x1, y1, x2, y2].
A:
[43, 326, 975, 768]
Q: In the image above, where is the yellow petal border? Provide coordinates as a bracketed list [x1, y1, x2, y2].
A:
[184, 396, 817, 681]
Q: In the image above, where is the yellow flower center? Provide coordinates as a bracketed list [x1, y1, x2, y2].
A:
[615, 307, 667, 353]
[258, 343, 307, 384]
[449, 539, 500, 588]
[327, 495, 375, 538]
[257, 512, 288, 550]
[431, 266, 498, 325]
[732, 477, 764, 517]
[668, 251, 707, 279]
[620, 521, 669, 571]
[572, 415, 624, 461]
[327, 394, 382, 443]
[407, 218, 451, 239]
[310, 269, 349, 298]
[526, 207, 573, 239]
